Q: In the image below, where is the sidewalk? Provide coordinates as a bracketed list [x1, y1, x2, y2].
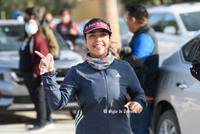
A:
[0, 110, 75, 134]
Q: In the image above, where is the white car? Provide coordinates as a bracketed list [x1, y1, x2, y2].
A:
[147, 2, 200, 58]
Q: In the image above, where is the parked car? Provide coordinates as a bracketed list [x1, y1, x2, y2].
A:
[75, 18, 133, 47]
[147, 2, 200, 58]
[0, 20, 82, 118]
[150, 29, 200, 134]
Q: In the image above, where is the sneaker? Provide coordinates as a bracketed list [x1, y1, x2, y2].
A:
[45, 121, 55, 129]
[27, 124, 45, 132]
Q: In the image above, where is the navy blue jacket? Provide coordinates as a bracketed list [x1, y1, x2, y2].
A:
[42, 59, 147, 134]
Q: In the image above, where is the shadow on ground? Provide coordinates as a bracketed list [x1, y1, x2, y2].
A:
[0, 110, 74, 125]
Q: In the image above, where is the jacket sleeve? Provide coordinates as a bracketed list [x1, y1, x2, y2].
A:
[126, 64, 147, 109]
[44, 27, 59, 56]
[32, 36, 49, 76]
[42, 67, 78, 110]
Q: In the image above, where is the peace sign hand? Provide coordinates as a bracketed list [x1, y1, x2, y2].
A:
[35, 50, 54, 74]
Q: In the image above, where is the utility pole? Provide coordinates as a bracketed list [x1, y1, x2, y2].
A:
[98, 0, 122, 53]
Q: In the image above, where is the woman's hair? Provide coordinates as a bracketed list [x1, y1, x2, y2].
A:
[24, 7, 40, 21]
[110, 41, 120, 59]
[83, 17, 120, 59]
[24, 18, 46, 39]
[42, 12, 53, 21]
[109, 45, 120, 59]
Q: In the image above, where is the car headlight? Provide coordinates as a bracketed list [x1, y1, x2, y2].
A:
[0, 73, 4, 80]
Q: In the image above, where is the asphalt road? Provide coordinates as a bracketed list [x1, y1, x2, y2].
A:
[0, 110, 75, 134]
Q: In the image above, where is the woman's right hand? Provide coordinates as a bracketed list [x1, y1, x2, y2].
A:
[35, 50, 54, 73]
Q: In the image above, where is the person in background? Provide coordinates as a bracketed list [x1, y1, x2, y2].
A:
[35, 17, 147, 134]
[24, 7, 60, 59]
[121, 5, 159, 134]
[42, 12, 57, 30]
[23, 7, 56, 129]
[19, 18, 50, 131]
[56, 8, 79, 45]
[24, 7, 40, 23]
[13, 10, 24, 22]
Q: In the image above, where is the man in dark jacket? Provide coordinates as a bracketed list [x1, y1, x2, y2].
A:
[121, 5, 159, 134]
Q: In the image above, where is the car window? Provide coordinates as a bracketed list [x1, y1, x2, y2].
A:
[119, 19, 129, 35]
[0, 24, 24, 51]
[164, 14, 181, 35]
[182, 35, 200, 62]
[180, 11, 200, 31]
[77, 21, 87, 36]
[149, 13, 165, 32]
[53, 30, 69, 50]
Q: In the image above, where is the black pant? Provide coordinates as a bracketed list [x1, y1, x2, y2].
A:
[45, 95, 53, 123]
[23, 72, 47, 127]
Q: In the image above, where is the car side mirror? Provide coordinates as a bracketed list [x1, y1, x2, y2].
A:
[163, 26, 176, 35]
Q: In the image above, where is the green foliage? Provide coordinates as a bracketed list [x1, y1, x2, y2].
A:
[0, 0, 78, 19]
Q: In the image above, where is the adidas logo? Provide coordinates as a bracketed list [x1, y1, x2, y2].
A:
[116, 73, 121, 77]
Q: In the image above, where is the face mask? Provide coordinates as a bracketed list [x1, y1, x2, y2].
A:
[25, 23, 38, 35]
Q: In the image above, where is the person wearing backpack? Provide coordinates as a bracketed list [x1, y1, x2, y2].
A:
[41, 12, 60, 60]
[42, 12, 57, 30]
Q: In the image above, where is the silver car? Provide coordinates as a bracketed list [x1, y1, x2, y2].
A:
[151, 30, 200, 134]
[0, 20, 82, 117]
[147, 2, 200, 58]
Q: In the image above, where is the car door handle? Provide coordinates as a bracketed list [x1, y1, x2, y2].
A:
[176, 82, 188, 89]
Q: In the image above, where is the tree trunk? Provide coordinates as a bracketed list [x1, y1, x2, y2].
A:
[98, 0, 122, 53]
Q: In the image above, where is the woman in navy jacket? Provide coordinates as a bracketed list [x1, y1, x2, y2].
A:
[35, 18, 147, 134]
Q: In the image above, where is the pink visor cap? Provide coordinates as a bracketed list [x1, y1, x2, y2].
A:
[83, 21, 112, 37]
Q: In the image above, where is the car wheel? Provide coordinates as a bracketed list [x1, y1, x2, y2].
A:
[70, 110, 77, 119]
[156, 110, 181, 134]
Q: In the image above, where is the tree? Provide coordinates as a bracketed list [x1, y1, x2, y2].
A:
[0, 0, 78, 19]
[98, 0, 122, 53]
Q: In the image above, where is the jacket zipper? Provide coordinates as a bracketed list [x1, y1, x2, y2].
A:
[102, 70, 109, 134]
